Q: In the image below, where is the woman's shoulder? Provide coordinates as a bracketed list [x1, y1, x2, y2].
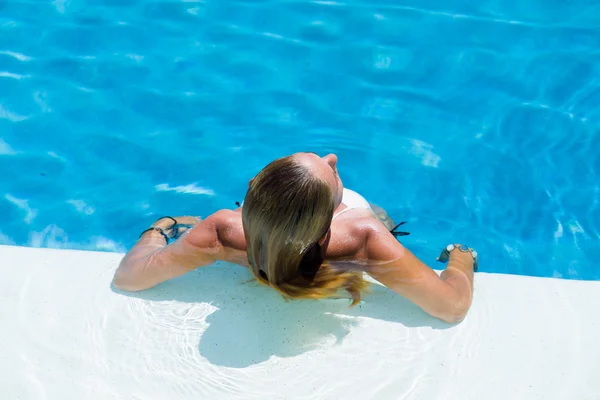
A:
[187, 209, 245, 249]
[210, 208, 241, 223]
[328, 215, 385, 259]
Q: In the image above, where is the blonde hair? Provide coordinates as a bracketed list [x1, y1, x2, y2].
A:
[242, 155, 369, 306]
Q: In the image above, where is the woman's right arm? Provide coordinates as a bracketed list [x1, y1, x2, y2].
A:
[362, 221, 475, 323]
[112, 211, 233, 291]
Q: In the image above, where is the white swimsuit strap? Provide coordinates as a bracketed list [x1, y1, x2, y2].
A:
[333, 189, 373, 219]
[332, 207, 355, 220]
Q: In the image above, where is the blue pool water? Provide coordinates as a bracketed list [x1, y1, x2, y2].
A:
[1, 0, 599, 280]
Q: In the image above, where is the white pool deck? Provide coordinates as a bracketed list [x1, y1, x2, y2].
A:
[1, 244, 599, 399]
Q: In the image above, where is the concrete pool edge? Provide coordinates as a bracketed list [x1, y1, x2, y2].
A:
[2, 244, 599, 399]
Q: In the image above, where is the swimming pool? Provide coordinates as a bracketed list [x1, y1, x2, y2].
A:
[1, 0, 599, 280]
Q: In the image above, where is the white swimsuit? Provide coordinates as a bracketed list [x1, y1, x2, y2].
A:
[332, 188, 372, 219]
[241, 188, 372, 218]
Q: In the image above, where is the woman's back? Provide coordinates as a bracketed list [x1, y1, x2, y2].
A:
[188, 187, 379, 268]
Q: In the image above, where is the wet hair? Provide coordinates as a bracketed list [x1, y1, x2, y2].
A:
[242, 155, 369, 305]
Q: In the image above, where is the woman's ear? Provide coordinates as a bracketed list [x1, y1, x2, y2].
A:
[317, 229, 331, 246]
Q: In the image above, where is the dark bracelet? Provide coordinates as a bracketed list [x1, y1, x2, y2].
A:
[154, 216, 177, 228]
[139, 227, 169, 244]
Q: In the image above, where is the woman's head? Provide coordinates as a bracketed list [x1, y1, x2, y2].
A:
[297, 152, 344, 208]
[242, 152, 368, 305]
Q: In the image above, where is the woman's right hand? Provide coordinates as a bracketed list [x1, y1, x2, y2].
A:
[171, 216, 202, 240]
[153, 216, 202, 240]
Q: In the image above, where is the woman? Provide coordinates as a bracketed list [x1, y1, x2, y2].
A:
[113, 152, 478, 323]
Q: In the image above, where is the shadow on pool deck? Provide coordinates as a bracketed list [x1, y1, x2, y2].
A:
[112, 263, 451, 368]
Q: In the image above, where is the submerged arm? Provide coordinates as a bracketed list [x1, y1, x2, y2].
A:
[112, 212, 229, 291]
[363, 222, 475, 323]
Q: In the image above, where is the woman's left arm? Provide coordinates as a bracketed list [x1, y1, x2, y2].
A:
[362, 220, 475, 324]
[112, 214, 225, 291]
